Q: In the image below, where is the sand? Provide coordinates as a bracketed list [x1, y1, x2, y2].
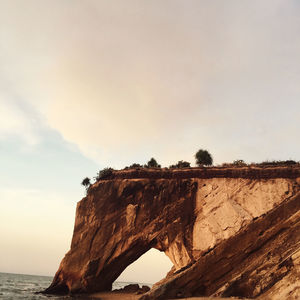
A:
[90, 292, 139, 299]
[89, 292, 245, 300]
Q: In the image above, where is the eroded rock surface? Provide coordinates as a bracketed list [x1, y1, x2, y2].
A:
[44, 166, 300, 299]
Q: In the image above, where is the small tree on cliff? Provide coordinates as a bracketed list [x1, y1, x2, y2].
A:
[195, 149, 213, 166]
[81, 177, 91, 191]
[145, 158, 161, 168]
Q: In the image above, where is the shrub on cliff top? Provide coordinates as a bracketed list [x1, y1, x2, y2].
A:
[169, 160, 191, 168]
[145, 158, 161, 168]
[258, 160, 297, 166]
[95, 167, 114, 181]
[195, 149, 213, 166]
[123, 163, 143, 170]
[233, 159, 247, 166]
[129, 163, 143, 169]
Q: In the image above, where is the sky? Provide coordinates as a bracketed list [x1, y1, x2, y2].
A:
[0, 0, 299, 283]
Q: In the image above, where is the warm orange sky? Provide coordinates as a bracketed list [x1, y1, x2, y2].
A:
[0, 0, 299, 283]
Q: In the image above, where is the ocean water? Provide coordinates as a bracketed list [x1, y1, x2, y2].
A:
[0, 272, 150, 300]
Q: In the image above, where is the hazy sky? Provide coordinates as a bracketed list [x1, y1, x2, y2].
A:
[0, 0, 299, 283]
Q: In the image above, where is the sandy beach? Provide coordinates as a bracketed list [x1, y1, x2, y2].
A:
[90, 292, 245, 300]
[90, 292, 139, 300]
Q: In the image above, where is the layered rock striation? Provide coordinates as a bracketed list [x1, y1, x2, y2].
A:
[44, 166, 300, 299]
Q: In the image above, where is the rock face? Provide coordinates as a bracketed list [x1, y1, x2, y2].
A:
[44, 166, 300, 299]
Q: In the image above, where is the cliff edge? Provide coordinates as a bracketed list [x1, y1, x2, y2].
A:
[44, 166, 300, 299]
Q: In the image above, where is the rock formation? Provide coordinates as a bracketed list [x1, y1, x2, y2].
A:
[44, 166, 300, 299]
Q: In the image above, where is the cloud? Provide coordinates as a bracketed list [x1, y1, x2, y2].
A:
[0, 95, 40, 145]
[0, 0, 299, 166]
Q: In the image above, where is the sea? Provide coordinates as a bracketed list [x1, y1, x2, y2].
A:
[0, 272, 150, 300]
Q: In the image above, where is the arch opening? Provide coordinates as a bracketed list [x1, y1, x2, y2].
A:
[114, 248, 173, 289]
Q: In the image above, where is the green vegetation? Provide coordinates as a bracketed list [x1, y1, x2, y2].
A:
[220, 160, 298, 168]
[232, 159, 247, 166]
[195, 149, 213, 166]
[95, 167, 114, 181]
[81, 177, 91, 188]
[123, 163, 143, 170]
[81, 177, 91, 194]
[258, 160, 297, 166]
[81, 154, 298, 192]
[129, 163, 143, 168]
[124, 159, 161, 170]
[145, 157, 161, 168]
[169, 160, 191, 168]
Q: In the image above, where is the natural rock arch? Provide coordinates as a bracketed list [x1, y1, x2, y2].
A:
[46, 178, 197, 293]
[44, 167, 300, 299]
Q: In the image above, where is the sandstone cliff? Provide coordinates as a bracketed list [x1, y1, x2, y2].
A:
[44, 166, 300, 299]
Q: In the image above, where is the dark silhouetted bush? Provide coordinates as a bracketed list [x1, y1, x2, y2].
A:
[145, 158, 161, 168]
[285, 160, 297, 165]
[195, 149, 213, 166]
[81, 177, 91, 188]
[81, 177, 91, 194]
[129, 163, 143, 168]
[258, 160, 297, 166]
[233, 159, 247, 166]
[95, 167, 114, 181]
[169, 160, 191, 168]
